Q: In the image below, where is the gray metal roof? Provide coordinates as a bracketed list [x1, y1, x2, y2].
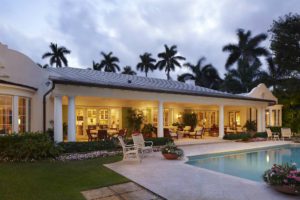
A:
[45, 67, 273, 102]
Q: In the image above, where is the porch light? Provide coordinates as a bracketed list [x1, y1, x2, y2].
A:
[266, 155, 270, 163]
[18, 118, 21, 125]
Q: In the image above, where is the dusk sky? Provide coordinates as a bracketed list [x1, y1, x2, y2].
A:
[0, 0, 299, 79]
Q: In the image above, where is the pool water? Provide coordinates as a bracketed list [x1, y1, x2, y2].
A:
[186, 145, 300, 182]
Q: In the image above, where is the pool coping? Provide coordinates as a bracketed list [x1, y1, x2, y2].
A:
[187, 143, 300, 160]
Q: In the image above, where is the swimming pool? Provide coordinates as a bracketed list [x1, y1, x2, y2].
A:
[186, 144, 300, 182]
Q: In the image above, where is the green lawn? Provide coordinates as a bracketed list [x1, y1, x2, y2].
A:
[0, 156, 128, 200]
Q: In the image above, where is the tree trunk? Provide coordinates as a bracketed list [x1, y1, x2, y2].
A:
[167, 71, 170, 80]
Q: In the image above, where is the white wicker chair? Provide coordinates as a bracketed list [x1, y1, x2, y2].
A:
[266, 128, 279, 141]
[118, 136, 141, 162]
[132, 134, 153, 156]
[281, 128, 292, 141]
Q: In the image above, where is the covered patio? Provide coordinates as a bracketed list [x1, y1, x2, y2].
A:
[48, 82, 272, 143]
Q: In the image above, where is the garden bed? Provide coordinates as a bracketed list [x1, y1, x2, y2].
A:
[57, 146, 162, 161]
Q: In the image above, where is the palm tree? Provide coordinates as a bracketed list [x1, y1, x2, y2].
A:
[122, 66, 137, 75]
[97, 52, 120, 72]
[36, 63, 49, 69]
[136, 53, 156, 77]
[222, 29, 269, 69]
[177, 57, 222, 90]
[222, 59, 266, 93]
[42, 43, 71, 68]
[92, 61, 100, 70]
[260, 57, 287, 91]
[156, 45, 186, 80]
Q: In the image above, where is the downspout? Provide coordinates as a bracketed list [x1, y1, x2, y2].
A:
[43, 81, 55, 132]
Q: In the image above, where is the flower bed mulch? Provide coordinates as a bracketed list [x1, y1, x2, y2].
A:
[57, 146, 162, 161]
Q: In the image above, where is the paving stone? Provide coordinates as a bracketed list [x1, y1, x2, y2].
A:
[95, 195, 122, 200]
[121, 190, 157, 200]
[109, 182, 143, 194]
[81, 187, 114, 200]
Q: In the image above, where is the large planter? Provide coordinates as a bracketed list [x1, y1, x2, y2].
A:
[272, 185, 300, 195]
[162, 153, 179, 160]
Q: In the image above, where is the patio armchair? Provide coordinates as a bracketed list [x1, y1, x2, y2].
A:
[118, 136, 141, 162]
[170, 126, 179, 139]
[225, 127, 235, 134]
[164, 127, 178, 139]
[189, 126, 204, 139]
[281, 128, 292, 140]
[178, 126, 191, 137]
[236, 127, 244, 133]
[86, 129, 97, 141]
[266, 128, 279, 141]
[117, 129, 127, 138]
[97, 129, 109, 141]
[132, 133, 153, 155]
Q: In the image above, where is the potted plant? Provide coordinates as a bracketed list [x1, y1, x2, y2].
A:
[141, 123, 155, 138]
[243, 120, 257, 136]
[161, 142, 184, 160]
[263, 163, 300, 195]
[127, 108, 144, 135]
[182, 111, 198, 129]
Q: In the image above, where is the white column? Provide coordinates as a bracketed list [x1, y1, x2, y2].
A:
[257, 107, 262, 132]
[12, 96, 19, 133]
[279, 109, 282, 126]
[68, 96, 76, 142]
[157, 100, 164, 138]
[262, 107, 266, 131]
[269, 108, 273, 126]
[25, 98, 29, 132]
[252, 108, 257, 122]
[54, 96, 63, 142]
[219, 104, 224, 139]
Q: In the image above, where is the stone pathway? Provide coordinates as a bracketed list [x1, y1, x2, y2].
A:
[81, 182, 164, 200]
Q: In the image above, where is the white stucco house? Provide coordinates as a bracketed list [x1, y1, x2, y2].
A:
[0, 43, 283, 142]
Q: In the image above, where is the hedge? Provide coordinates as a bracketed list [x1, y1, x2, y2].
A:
[253, 132, 267, 138]
[59, 137, 173, 153]
[223, 133, 251, 141]
[0, 133, 61, 162]
[126, 137, 173, 146]
[58, 140, 118, 153]
[267, 126, 282, 133]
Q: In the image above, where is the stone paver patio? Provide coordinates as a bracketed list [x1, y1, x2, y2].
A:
[81, 182, 164, 200]
[106, 141, 299, 200]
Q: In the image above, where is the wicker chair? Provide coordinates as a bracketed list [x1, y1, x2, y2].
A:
[118, 136, 141, 162]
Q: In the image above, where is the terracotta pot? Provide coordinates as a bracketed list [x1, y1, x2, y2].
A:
[162, 153, 179, 160]
[272, 185, 300, 195]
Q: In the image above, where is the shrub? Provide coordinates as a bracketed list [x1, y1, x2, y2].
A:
[243, 120, 257, 132]
[141, 123, 155, 135]
[253, 132, 267, 138]
[223, 133, 251, 140]
[126, 137, 173, 146]
[59, 140, 118, 153]
[0, 133, 61, 162]
[267, 126, 282, 133]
